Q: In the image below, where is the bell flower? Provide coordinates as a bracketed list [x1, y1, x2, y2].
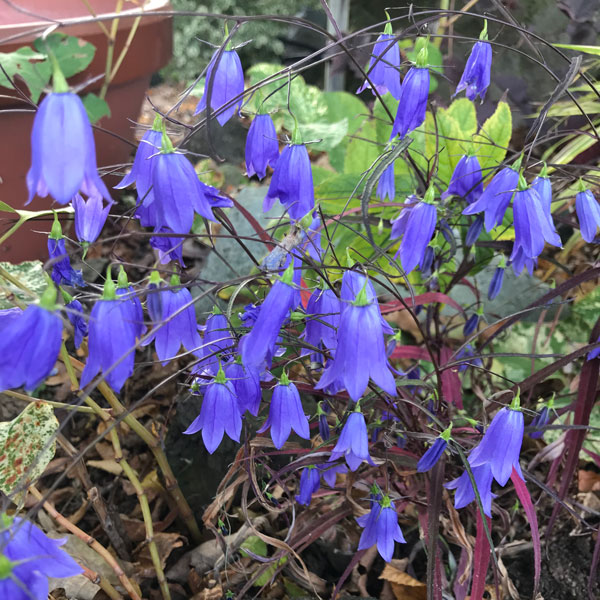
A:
[27, 85, 110, 205]
[62, 291, 87, 349]
[390, 47, 429, 140]
[357, 489, 382, 551]
[150, 275, 201, 365]
[468, 401, 524, 486]
[443, 153, 483, 204]
[330, 409, 373, 471]
[445, 462, 496, 517]
[114, 118, 162, 206]
[417, 425, 452, 473]
[575, 184, 600, 243]
[295, 465, 320, 506]
[0, 284, 62, 392]
[510, 245, 537, 277]
[195, 47, 245, 126]
[392, 187, 437, 275]
[47, 213, 84, 287]
[258, 372, 310, 449]
[511, 177, 561, 260]
[376, 161, 396, 201]
[183, 366, 242, 453]
[374, 497, 406, 562]
[488, 262, 506, 300]
[73, 194, 111, 247]
[357, 25, 402, 99]
[0, 515, 82, 600]
[303, 287, 340, 360]
[115, 268, 146, 340]
[316, 274, 396, 401]
[80, 271, 137, 393]
[245, 112, 279, 179]
[263, 134, 314, 221]
[454, 24, 492, 102]
[240, 264, 298, 369]
[150, 228, 185, 267]
[463, 162, 520, 231]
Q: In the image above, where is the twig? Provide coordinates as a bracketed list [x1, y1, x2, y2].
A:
[81, 564, 124, 600]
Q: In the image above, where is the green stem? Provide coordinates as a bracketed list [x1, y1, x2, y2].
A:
[2, 390, 97, 414]
[99, 0, 123, 100]
[0, 217, 25, 248]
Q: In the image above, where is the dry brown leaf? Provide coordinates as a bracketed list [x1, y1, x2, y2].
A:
[135, 532, 185, 572]
[578, 468, 600, 492]
[380, 561, 427, 600]
[87, 459, 123, 476]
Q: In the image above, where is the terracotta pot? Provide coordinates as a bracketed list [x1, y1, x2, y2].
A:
[0, 0, 172, 262]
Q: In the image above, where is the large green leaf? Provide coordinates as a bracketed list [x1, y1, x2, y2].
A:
[432, 107, 462, 185]
[344, 118, 380, 174]
[446, 98, 477, 139]
[473, 101, 512, 177]
[0, 402, 58, 506]
[34, 33, 95, 79]
[0, 47, 48, 102]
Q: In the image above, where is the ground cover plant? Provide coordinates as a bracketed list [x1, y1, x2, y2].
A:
[0, 2, 600, 599]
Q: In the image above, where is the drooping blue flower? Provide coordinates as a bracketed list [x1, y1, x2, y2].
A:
[455, 344, 483, 372]
[135, 199, 158, 228]
[195, 310, 234, 375]
[443, 153, 483, 204]
[316, 460, 346, 488]
[303, 287, 340, 361]
[588, 337, 600, 361]
[531, 165, 553, 216]
[195, 48, 245, 126]
[511, 181, 561, 260]
[488, 264, 505, 300]
[575, 186, 600, 243]
[114, 122, 162, 206]
[340, 270, 393, 335]
[183, 366, 241, 453]
[468, 404, 524, 486]
[454, 28, 492, 102]
[263, 142, 314, 221]
[152, 147, 218, 234]
[73, 193, 111, 247]
[316, 274, 396, 401]
[376, 161, 396, 201]
[258, 373, 310, 449]
[80, 273, 137, 393]
[47, 214, 84, 287]
[318, 413, 330, 441]
[463, 311, 481, 337]
[419, 245, 435, 275]
[0, 307, 21, 331]
[27, 92, 110, 205]
[391, 188, 437, 275]
[0, 515, 82, 600]
[150, 228, 185, 267]
[0, 285, 62, 392]
[329, 410, 373, 471]
[529, 405, 551, 440]
[240, 264, 298, 369]
[417, 426, 451, 472]
[445, 462, 496, 517]
[375, 497, 406, 562]
[63, 293, 87, 349]
[47, 237, 84, 288]
[295, 465, 320, 506]
[463, 163, 520, 231]
[357, 30, 402, 99]
[390, 48, 430, 140]
[357, 490, 382, 551]
[225, 358, 262, 416]
[465, 214, 484, 246]
[150, 275, 201, 365]
[245, 113, 279, 179]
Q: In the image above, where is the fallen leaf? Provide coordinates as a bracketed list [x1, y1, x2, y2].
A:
[49, 574, 99, 600]
[380, 560, 427, 600]
[87, 459, 123, 476]
[578, 468, 600, 492]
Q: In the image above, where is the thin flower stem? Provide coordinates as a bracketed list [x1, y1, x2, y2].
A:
[81, 565, 124, 600]
[0, 217, 25, 247]
[110, 429, 171, 600]
[60, 342, 80, 392]
[110, 14, 142, 82]
[99, 0, 123, 100]
[29, 485, 142, 600]
[78, 0, 111, 36]
[3, 389, 97, 414]
[0, 264, 36, 297]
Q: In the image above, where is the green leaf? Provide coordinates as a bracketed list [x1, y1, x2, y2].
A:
[82, 92, 111, 123]
[432, 108, 462, 185]
[240, 535, 268, 558]
[473, 101, 512, 178]
[34, 33, 95, 79]
[373, 96, 398, 145]
[255, 556, 288, 587]
[0, 402, 58, 507]
[344, 118, 380, 174]
[301, 119, 348, 152]
[0, 201, 16, 213]
[0, 260, 46, 309]
[554, 43, 600, 56]
[0, 47, 50, 102]
[446, 98, 477, 139]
